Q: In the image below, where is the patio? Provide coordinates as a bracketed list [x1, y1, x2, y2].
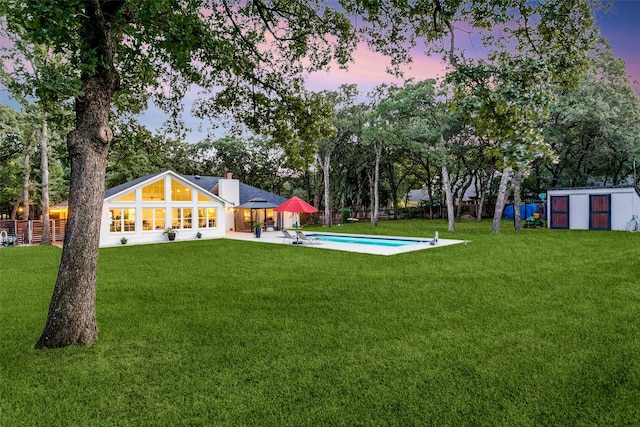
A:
[225, 230, 465, 256]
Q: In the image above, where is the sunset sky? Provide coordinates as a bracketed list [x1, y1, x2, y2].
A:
[303, 0, 640, 94]
[149, 0, 640, 142]
[1, 2, 637, 143]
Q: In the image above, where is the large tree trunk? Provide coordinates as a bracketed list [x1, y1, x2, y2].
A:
[491, 167, 512, 233]
[476, 165, 495, 221]
[40, 116, 51, 245]
[436, 132, 455, 231]
[21, 132, 35, 220]
[320, 151, 332, 227]
[423, 157, 435, 219]
[36, 1, 121, 349]
[512, 168, 523, 231]
[371, 143, 382, 226]
[10, 199, 20, 220]
[442, 157, 455, 232]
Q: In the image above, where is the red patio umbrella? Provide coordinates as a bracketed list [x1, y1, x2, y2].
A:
[274, 196, 318, 227]
[274, 196, 318, 214]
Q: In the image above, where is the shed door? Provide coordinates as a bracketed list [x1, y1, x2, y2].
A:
[550, 196, 569, 229]
[589, 194, 611, 230]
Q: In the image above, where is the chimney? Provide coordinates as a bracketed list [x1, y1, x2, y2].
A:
[219, 170, 240, 206]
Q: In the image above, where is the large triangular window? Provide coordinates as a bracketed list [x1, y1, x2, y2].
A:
[115, 191, 135, 202]
[142, 179, 165, 201]
[198, 193, 213, 202]
[171, 179, 192, 201]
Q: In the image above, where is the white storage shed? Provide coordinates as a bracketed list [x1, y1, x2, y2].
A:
[547, 185, 640, 231]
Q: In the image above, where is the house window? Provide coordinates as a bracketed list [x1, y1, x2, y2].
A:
[109, 208, 136, 232]
[171, 179, 192, 201]
[142, 179, 165, 201]
[116, 191, 135, 202]
[171, 208, 193, 229]
[142, 208, 166, 231]
[198, 193, 213, 202]
[109, 209, 121, 232]
[198, 208, 217, 228]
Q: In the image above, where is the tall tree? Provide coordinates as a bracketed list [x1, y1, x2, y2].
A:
[543, 47, 640, 187]
[315, 84, 365, 227]
[1, 0, 359, 349]
[362, 84, 403, 226]
[19, 128, 35, 220]
[1, 0, 600, 348]
[39, 114, 50, 243]
[1, 24, 78, 239]
[438, 0, 599, 232]
[0, 106, 23, 217]
[364, 80, 461, 230]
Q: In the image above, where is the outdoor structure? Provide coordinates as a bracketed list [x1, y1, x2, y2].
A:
[49, 170, 295, 246]
[181, 172, 289, 232]
[402, 181, 485, 208]
[402, 189, 430, 207]
[547, 185, 640, 230]
[96, 170, 228, 246]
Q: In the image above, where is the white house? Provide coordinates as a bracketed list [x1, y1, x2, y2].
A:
[547, 185, 640, 230]
[99, 170, 229, 246]
[52, 170, 294, 246]
[180, 172, 290, 233]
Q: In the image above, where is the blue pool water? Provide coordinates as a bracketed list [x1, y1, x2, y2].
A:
[305, 233, 428, 247]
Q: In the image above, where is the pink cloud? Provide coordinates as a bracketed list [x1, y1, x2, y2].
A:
[306, 43, 447, 93]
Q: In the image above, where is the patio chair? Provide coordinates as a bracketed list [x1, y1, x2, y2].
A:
[295, 230, 320, 244]
[281, 230, 300, 244]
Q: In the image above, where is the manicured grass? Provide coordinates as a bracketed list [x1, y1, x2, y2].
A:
[1, 220, 639, 426]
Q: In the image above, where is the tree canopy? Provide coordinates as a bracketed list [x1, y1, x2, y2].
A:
[0, 0, 612, 349]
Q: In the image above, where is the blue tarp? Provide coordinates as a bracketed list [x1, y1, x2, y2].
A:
[504, 203, 538, 220]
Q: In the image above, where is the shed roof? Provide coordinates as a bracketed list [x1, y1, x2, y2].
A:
[547, 184, 637, 191]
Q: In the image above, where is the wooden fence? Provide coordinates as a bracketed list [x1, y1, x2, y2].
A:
[0, 220, 67, 245]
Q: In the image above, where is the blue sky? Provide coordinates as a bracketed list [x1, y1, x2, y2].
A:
[596, 0, 640, 92]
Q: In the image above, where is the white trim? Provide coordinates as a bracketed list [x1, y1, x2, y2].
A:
[100, 171, 226, 246]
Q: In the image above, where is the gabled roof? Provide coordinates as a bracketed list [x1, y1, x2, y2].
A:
[182, 175, 220, 193]
[98, 170, 287, 207]
[104, 170, 226, 204]
[238, 183, 287, 205]
[405, 189, 429, 202]
[104, 171, 164, 199]
[182, 175, 288, 206]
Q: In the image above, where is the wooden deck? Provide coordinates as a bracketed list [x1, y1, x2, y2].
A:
[0, 220, 66, 245]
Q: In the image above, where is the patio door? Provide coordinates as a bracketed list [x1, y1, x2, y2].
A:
[550, 196, 569, 229]
[589, 194, 611, 230]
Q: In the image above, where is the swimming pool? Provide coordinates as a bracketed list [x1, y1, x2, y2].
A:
[305, 233, 429, 247]
[227, 230, 464, 255]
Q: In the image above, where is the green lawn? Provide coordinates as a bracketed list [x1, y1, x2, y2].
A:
[1, 220, 639, 426]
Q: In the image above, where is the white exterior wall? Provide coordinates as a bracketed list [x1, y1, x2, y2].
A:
[278, 211, 300, 229]
[548, 186, 640, 230]
[100, 173, 226, 247]
[569, 194, 590, 229]
[611, 192, 636, 230]
[217, 178, 239, 231]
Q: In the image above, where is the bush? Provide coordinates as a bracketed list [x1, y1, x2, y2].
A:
[339, 208, 351, 224]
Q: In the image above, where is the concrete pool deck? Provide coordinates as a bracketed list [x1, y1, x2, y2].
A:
[225, 230, 466, 255]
